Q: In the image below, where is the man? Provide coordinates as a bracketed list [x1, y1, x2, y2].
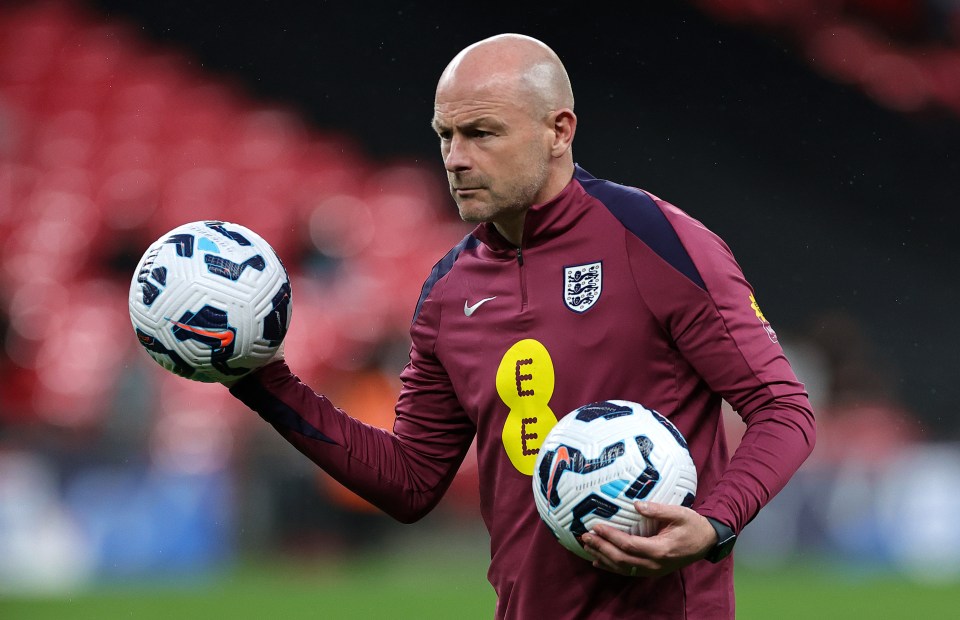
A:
[230, 34, 816, 619]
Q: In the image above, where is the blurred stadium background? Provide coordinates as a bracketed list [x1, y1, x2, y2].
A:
[0, 0, 958, 617]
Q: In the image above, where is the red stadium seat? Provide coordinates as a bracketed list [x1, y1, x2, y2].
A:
[0, 1, 462, 453]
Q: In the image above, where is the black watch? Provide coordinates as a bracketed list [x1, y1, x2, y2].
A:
[704, 517, 737, 563]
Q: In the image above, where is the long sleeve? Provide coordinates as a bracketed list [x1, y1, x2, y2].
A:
[633, 197, 816, 533]
[230, 304, 477, 523]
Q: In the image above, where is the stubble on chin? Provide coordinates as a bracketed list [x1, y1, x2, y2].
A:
[450, 159, 548, 225]
[454, 197, 491, 224]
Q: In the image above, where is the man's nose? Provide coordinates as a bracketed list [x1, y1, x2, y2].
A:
[444, 135, 471, 172]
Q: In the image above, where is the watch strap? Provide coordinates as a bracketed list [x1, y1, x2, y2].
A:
[704, 517, 737, 563]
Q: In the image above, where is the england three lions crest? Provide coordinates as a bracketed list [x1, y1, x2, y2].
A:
[563, 262, 602, 313]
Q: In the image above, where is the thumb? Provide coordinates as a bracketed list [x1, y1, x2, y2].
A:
[269, 340, 286, 363]
[223, 341, 286, 388]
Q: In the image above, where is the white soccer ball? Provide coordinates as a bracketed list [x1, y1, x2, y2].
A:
[128, 220, 292, 383]
[532, 400, 698, 560]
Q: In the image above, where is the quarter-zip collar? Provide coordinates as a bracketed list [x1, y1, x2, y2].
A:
[472, 165, 589, 258]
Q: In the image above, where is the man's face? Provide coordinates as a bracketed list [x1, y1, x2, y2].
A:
[432, 84, 552, 228]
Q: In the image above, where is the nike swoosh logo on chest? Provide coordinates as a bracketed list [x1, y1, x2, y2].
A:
[464, 296, 497, 316]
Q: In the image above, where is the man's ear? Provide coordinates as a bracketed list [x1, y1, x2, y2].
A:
[549, 108, 577, 157]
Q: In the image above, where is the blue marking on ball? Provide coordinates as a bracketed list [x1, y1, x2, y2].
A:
[600, 479, 629, 499]
[198, 237, 220, 254]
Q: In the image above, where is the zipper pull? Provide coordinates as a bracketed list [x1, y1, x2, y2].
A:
[516, 247, 524, 266]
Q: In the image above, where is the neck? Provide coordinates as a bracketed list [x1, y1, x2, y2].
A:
[492, 211, 526, 247]
[493, 161, 575, 247]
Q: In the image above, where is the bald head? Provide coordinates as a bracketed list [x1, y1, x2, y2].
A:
[431, 34, 578, 245]
[437, 34, 574, 120]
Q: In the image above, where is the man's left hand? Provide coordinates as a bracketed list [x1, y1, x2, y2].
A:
[580, 501, 718, 577]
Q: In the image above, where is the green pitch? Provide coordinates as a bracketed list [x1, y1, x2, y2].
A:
[1, 552, 958, 619]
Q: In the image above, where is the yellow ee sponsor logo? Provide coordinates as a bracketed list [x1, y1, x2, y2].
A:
[496, 339, 559, 475]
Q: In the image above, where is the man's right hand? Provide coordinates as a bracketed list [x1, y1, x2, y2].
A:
[222, 341, 286, 388]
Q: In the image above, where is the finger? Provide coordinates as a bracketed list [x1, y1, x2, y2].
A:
[589, 556, 619, 573]
[582, 530, 625, 561]
[586, 544, 656, 577]
[582, 530, 659, 573]
[581, 537, 636, 575]
[590, 523, 635, 547]
[591, 523, 660, 558]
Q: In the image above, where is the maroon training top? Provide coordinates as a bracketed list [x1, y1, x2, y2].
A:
[232, 165, 816, 619]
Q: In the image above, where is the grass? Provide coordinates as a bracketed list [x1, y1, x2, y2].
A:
[0, 548, 497, 620]
[735, 562, 960, 620]
[2, 549, 959, 619]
